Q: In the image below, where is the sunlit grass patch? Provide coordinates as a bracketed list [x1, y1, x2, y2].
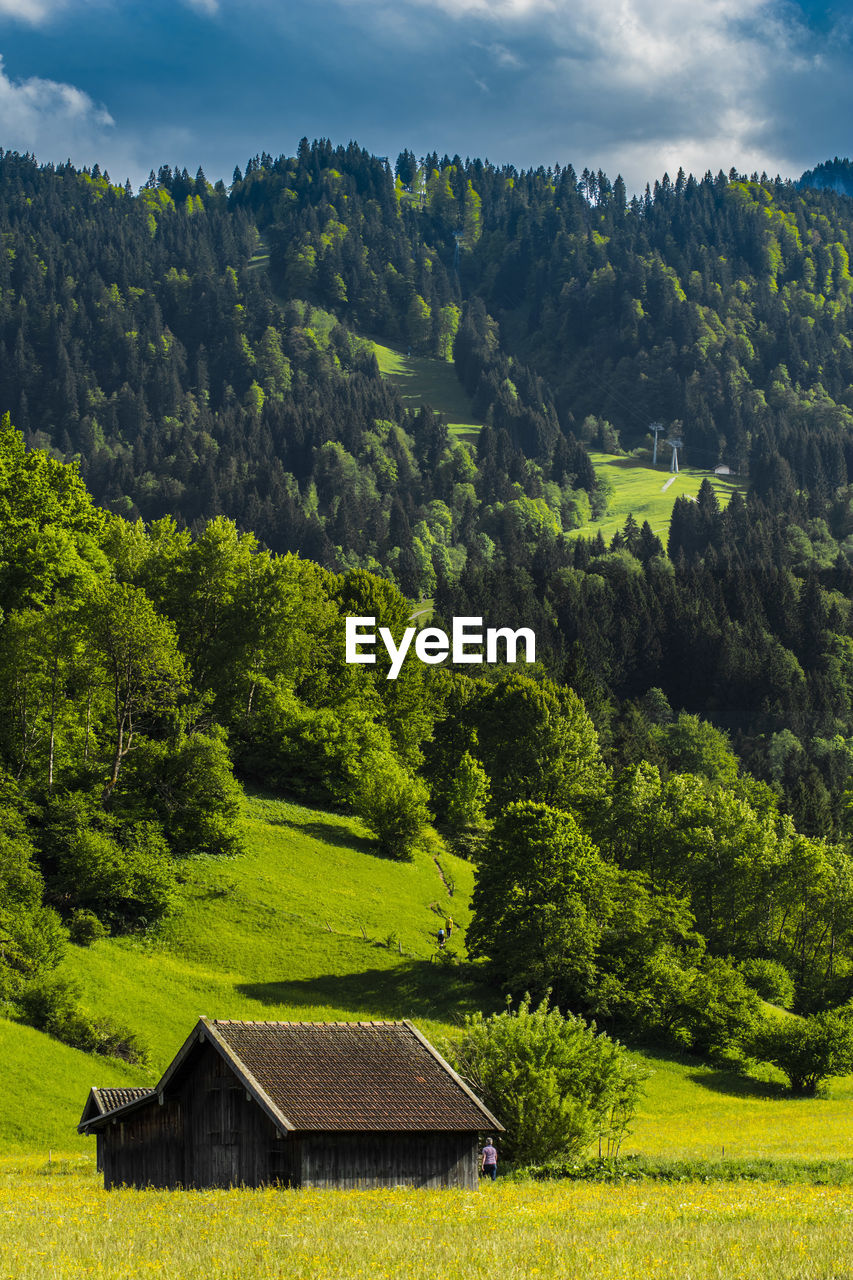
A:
[1, 795, 480, 1154]
[631, 1047, 853, 1160]
[570, 451, 744, 542]
[371, 339, 482, 439]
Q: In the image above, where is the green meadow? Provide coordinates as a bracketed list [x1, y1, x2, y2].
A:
[574, 451, 744, 542]
[371, 340, 482, 444]
[6, 793, 853, 1280]
[6, 791, 853, 1170]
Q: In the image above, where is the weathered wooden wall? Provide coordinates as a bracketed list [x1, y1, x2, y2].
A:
[300, 1131, 479, 1190]
[101, 1099, 184, 1191]
[180, 1042, 297, 1189]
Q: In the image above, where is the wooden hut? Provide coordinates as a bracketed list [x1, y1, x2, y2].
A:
[78, 1018, 502, 1190]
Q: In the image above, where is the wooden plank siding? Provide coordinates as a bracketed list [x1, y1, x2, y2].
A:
[102, 1099, 184, 1191]
[300, 1132, 480, 1190]
[182, 1042, 297, 1189]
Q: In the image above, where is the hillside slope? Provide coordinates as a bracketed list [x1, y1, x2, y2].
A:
[1, 795, 482, 1153]
[6, 792, 853, 1161]
[569, 451, 743, 541]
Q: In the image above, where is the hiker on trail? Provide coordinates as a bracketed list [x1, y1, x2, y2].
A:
[445, 916, 454, 937]
[481, 1139, 498, 1181]
[437, 927, 446, 949]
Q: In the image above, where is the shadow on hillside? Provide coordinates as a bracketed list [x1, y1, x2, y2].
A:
[266, 816, 378, 857]
[686, 1068, 789, 1100]
[236, 962, 492, 1022]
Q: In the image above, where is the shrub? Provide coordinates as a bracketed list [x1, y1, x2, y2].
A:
[349, 750, 430, 860]
[740, 958, 796, 1009]
[755, 1010, 853, 1095]
[54, 822, 177, 931]
[68, 909, 108, 946]
[18, 972, 148, 1063]
[17, 971, 80, 1032]
[121, 730, 243, 858]
[446, 994, 648, 1166]
[0, 800, 67, 998]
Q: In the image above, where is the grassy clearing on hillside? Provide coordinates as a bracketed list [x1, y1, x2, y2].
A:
[3, 1167, 853, 1280]
[371, 340, 482, 442]
[573, 452, 744, 542]
[246, 229, 270, 272]
[0, 795, 484, 1154]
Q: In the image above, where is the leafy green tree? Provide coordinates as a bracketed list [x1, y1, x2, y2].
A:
[472, 676, 609, 825]
[445, 740, 491, 833]
[406, 293, 432, 353]
[756, 1010, 853, 1094]
[255, 326, 292, 400]
[740, 958, 796, 1009]
[468, 801, 609, 1003]
[119, 729, 242, 858]
[655, 713, 740, 788]
[86, 582, 188, 801]
[447, 995, 647, 1165]
[681, 956, 763, 1064]
[593, 872, 702, 1038]
[0, 416, 108, 612]
[0, 783, 66, 998]
[53, 821, 176, 932]
[332, 568, 434, 771]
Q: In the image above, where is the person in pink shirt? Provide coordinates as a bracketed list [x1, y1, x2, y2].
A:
[481, 1138, 498, 1181]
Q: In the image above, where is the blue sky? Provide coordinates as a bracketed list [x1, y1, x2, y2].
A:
[0, 0, 849, 190]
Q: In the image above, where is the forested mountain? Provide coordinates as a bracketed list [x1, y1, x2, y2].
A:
[4, 143, 853, 856]
[800, 158, 853, 200]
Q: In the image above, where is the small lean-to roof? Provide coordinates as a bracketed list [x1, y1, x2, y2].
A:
[78, 1086, 155, 1130]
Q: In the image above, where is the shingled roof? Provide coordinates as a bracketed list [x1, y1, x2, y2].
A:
[78, 1086, 155, 1129]
[154, 1017, 503, 1133]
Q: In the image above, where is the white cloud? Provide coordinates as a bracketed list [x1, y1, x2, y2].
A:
[404, 0, 556, 14]
[0, 55, 113, 162]
[485, 41, 523, 68]
[0, 0, 70, 21]
[0, 0, 218, 20]
[332, 0, 846, 184]
[530, 0, 819, 183]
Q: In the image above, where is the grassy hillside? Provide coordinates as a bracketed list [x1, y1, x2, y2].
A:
[573, 451, 744, 542]
[371, 340, 482, 443]
[0, 795, 483, 1154]
[6, 790, 853, 1162]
